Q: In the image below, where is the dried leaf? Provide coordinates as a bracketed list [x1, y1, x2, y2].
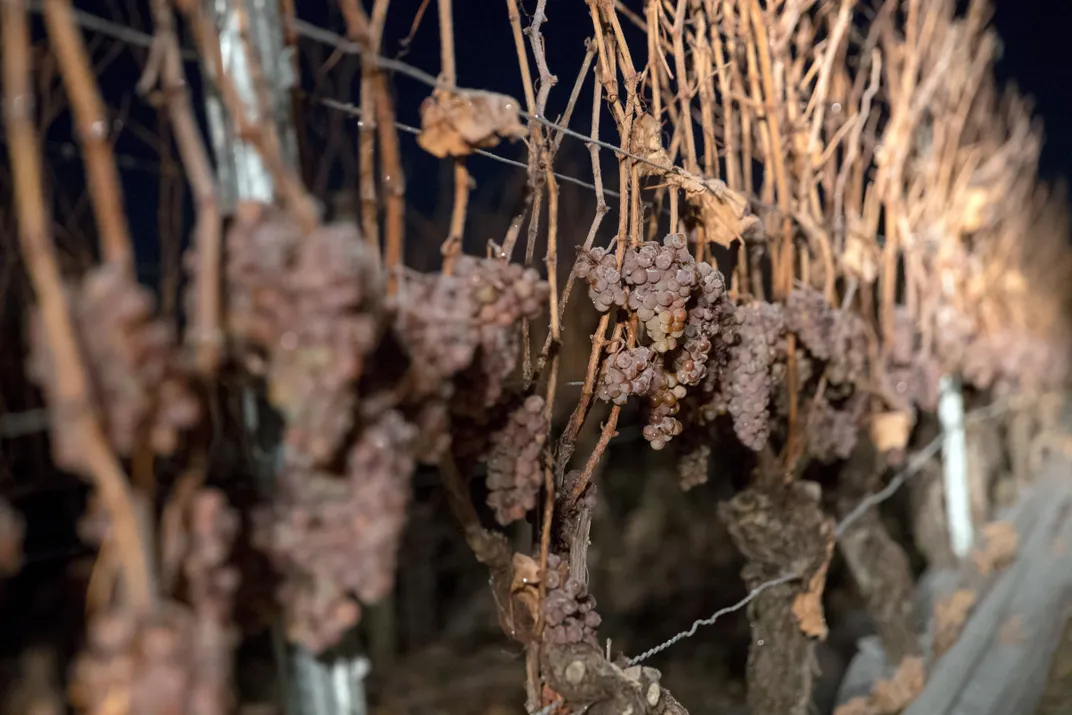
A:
[792, 535, 834, 638]
[870, 410, 915, 454]
[834, 656, 925, 715]
[833, 696, 875, 715]
[417, 89, 526, 158]
[686, 186, 764, 248]
[630, 114, 671, 171]
[629, 113, 760, 247]
[970, 520, 1018, 575]
[511, 552, 541, 593]
[870, 656, 925, 712]
[960, 185, 994, 234]
[932, 588, 976, 659]
[842, 230, 879, 284]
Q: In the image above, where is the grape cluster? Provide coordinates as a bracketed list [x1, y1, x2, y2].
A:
[223, 206, 549, 652]
[219, 205, 302, 353]
[785, 288, 836, 360]
[71, 490, 240, 715]
[576, 247, 627, 312]
[827, 310, 868, 387]
[806, 397, 862, 462]
[0, 497, 23, 576]
[224, 205, 384, 467]
[276, 576, 361, 655]
[183, 489, 240, 622]
[391, 256, 550, 459]
[957, 329, 1071, 396]
[674, 263, 732, 385]
[676, 439, 712, 491]
[439, 256, 550, 419]
[26, 264, 200, 474]
[598, 346, 658, 404]
[183, 489, 240, 715]
[393, 268, 480, 393]
[542, 553, 601, 647]
[623, 234, 698, 354]
[643, 368, 687, 450]
[452, 257, 549, 412]
[343, 413, 416, 602]
[455, 255, 549, 328]
[70, 603, 199, 715]
[782, 287, 868, 391]
[723, 302, 785, 451]
[485, 395, 548, 526]
[993, 334, 1071, 393]
[933, 308, 974, 375]
[887, 358, 941, 412]
[881, 305, 938, 410]
[255, 411, 416, 652]
[583, 235, 734, 450]
[696, 303, 739, 422]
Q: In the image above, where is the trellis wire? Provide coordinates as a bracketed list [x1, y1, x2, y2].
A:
[33, 5, 793, 226]
[628, 393, 1030, 665]
[318, 97, 611, 197]
[22, 5, 624, 202]
[39, 3, 750, 208]
[627, 571, 799, 664]
[289, 17, 742, 198]
[12, 0, 1054, 679]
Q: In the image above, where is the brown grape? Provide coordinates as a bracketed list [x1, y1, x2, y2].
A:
[26, 263, 199, 474]
[485, 395, 548, 525]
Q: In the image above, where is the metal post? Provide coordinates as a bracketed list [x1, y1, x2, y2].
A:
[202, 0, 298, 212]
[939, 374, 973, 558]
[198, 1, 371, 713]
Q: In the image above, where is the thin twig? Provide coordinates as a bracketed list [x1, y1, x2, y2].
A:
[141, 0, 223, 377]
[42, 0, 134, 268]
[568, 405, 620, 508]
[534, 65, 608, 380]
[442, 159, 470, 272]
[3, 0, 152, 610]
[436, 0, 456, 85]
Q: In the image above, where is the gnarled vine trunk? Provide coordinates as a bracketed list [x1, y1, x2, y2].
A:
[719, 479, 835, 715]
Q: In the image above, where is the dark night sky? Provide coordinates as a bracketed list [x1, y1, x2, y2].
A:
[46, 0, 1072, 275]
[991, 0, 1072, 182]
[307, 0, 1072, 196]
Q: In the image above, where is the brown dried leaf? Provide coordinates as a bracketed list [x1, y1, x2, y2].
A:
[960, 185, 995, 234]
[629, 113, 671, 172]
[871, 656, 925, 712]
[970, 520, 1018, 576]
[417, 89, 526, 158]
[932, 588, 977, 659]
[871, 410, 915, 454]
[842, 230, 879, 284]
[792, 535, 834, 638]
[675, 175, 761, 248]
[833, 656, 925, 715]
[690, 191, 764, 248]
[833, 696, 875, 715]
[491, 552, 541, 646]
[629, 113, 760, 247]
[511, 552, 541, 593]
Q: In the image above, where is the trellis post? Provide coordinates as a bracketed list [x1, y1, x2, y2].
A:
[198, 1, 370, 712]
